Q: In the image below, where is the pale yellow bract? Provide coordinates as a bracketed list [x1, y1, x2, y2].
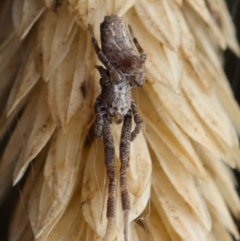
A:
[0, 0, 240, 241]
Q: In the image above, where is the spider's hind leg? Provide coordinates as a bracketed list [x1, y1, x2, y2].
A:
[102, 117, 117, 241]
[120, 109, 132, 241]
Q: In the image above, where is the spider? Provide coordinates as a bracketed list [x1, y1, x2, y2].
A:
[88, 15, 147, 241]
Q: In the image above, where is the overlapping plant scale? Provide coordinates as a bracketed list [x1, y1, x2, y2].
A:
[0, 0, 240, 240]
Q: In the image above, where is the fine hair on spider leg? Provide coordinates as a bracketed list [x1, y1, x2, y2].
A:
[88, 15, 146, 241]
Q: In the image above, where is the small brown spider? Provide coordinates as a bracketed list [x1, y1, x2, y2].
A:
[88, 15, 146, 241]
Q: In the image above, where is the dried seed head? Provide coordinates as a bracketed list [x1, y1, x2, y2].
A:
[0, 1, 240, 241]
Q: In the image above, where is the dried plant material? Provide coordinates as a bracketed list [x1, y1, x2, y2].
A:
[0, 107, 19, 142]
[44, 20, 77, 80]
[34, 212, 66, 241]
[35, 156, 89, 241]
[48, 28, 94, 131]
[44, 0, 63, 12]
[135, 0, 181, 52]
[199, 174, 239, 240]
[85, 224, 122, 241]
[183, 63, 238, 148]
[68, 0, 134, 30]
[13, 85, 56, 185]
[208, 71, 240, 134]
[37, 7, 77, 81]
[193, 49, 240, 134]
[16, 225, 34, 241]
[152, 160, 209, 241]
[41, 182, 87, 241]
[36, 10, 57, 78]
[106, 0, 135, 17]
[136, 87, 208, 180]
[1, 1, 240, 241]
[0, 46, 21, 96]
[148, 203, 172, 241]
[12, 0, 45, 40]
[28, 167, 58, 239]
[199, 146, 240, 219]
[0, 80, 29, 142]
[163, 45, 183, 92]
[0, 49, 30, 142]
[67, 0, 89, 30]
[0, 0, 14, 45]
[184, 0, 226, 49]
[151, 190, 182, 241]
[0, 92, 38, 203]
[210, 208, 235, 241]
[0, 32, 20, 73]
[183, 3, 223, 72]
[214, 79, 240, 135]
[146, 124, 211, 231]
[0, 35, 39, 117]
[173, 2, 195, 57]
[29, 114, 88, 238]
[7, 43, 41, 116]
[44, 0, 56, 9]
[9, 148, 47, 241]
[188, 53, 216, 91]
[44, 117, 85, 203]
[174, 0, 182, 6]
[121, 131, 151, 202]
[47, 32, 80, 130]
[231, 147, 240, 170]
[206, 0, 240, 56]
[82, 126, 151, 239]
[144, 77, 230, 164]
[131, 224, 150, 241]
[129, 9, 182, 92]
[197, 50, 233, 99]
[213, 136, 240, 169]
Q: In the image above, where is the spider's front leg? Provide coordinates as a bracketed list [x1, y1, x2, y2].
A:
[130, 100, 143, 141]
[102, 117, 117, 241]
[120, 109, 132, 241]
[95, 65, 111, 87]
[128, 25, 147, 61]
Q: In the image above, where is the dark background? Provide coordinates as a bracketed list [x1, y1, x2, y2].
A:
[0, 0, 240, 240]
[225, 0, 240, 103]
[224, 0, 240, 236]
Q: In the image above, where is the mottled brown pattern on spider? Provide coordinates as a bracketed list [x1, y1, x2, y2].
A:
[88, 15, 146, 241]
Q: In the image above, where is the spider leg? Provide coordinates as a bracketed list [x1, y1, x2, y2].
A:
[102, 117, 117, 241]
[95, 65, 111, 86]
[88, 24, 122, 83]
[120, 109, 132, 241]
[94, 97, 106, 139]
[128, 25, 147, 61]
[130, 100, 143, 141]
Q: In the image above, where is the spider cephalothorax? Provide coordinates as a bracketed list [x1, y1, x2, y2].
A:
[88, 15, 146, 241]
[95, 65, 132, 124]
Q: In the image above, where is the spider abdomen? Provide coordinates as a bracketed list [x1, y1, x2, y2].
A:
[100, 15, 136, 67]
